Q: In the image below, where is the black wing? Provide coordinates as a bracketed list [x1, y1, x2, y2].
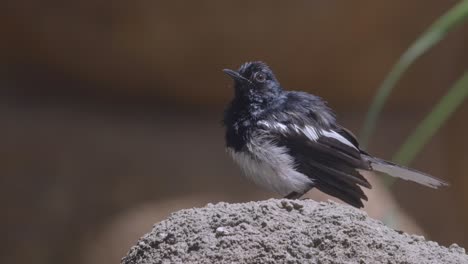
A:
[259, 121, 372, 208]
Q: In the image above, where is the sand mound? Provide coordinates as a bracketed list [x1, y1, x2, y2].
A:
[122, 199, 467, 264]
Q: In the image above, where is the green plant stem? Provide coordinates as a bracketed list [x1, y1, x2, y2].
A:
[360, 0, 468, 148]
[392, 71, 468, 166]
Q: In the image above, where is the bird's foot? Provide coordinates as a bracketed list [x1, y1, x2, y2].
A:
[284, 191, 303, 199]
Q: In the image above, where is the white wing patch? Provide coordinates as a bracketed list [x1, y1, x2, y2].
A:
[257, 120, 288, 132]
[321, 130, 357, 149]
[301, 126, 320, 141]
[257, 121, 358, 150]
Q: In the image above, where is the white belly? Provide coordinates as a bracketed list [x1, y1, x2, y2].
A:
[227, 136, 313, 196]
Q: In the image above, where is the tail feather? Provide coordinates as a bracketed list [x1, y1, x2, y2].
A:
[304, 160, 369, 208]
[363, 156, 449, 188]
[316, 182, 365, 208]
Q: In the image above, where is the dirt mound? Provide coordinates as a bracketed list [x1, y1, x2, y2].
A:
[122, 199, 467, 264]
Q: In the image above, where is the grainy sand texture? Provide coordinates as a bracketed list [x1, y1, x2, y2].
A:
[122, 199, 467, 264]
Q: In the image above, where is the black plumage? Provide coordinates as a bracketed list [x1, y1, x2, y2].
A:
[223, 61, 448, 208]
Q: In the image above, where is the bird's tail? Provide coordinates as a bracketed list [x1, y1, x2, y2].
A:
[362, 155, 449, 188]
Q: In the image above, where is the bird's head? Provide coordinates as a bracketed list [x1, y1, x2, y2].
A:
[223, 61, 282, 101]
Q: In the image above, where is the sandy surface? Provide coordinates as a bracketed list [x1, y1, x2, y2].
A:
[122, 199, 467, 264]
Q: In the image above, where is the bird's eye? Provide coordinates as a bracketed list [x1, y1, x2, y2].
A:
[254, 72, 267, 83]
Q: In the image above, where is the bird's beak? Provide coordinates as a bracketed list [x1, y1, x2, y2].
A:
[223, 69, 250, 83]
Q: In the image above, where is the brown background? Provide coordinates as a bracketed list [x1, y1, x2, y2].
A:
[2, 1, 468, 264]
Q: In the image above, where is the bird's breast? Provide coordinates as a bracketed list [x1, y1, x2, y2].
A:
[226, 132, 313, 196]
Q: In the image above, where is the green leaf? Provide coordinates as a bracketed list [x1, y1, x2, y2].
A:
[393, 71, 468, 166]
[360, 0, 468, 147]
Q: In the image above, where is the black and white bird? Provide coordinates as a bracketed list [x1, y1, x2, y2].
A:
[222, 61, 448, 208]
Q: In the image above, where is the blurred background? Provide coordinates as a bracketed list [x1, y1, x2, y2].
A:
[2, 1, 468, 263]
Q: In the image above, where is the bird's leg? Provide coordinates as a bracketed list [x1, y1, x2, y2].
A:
[285, 184, 314, 199]
[284, 191, 304, 199]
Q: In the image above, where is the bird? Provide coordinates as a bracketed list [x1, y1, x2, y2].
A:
[222, 61, 448, 208]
